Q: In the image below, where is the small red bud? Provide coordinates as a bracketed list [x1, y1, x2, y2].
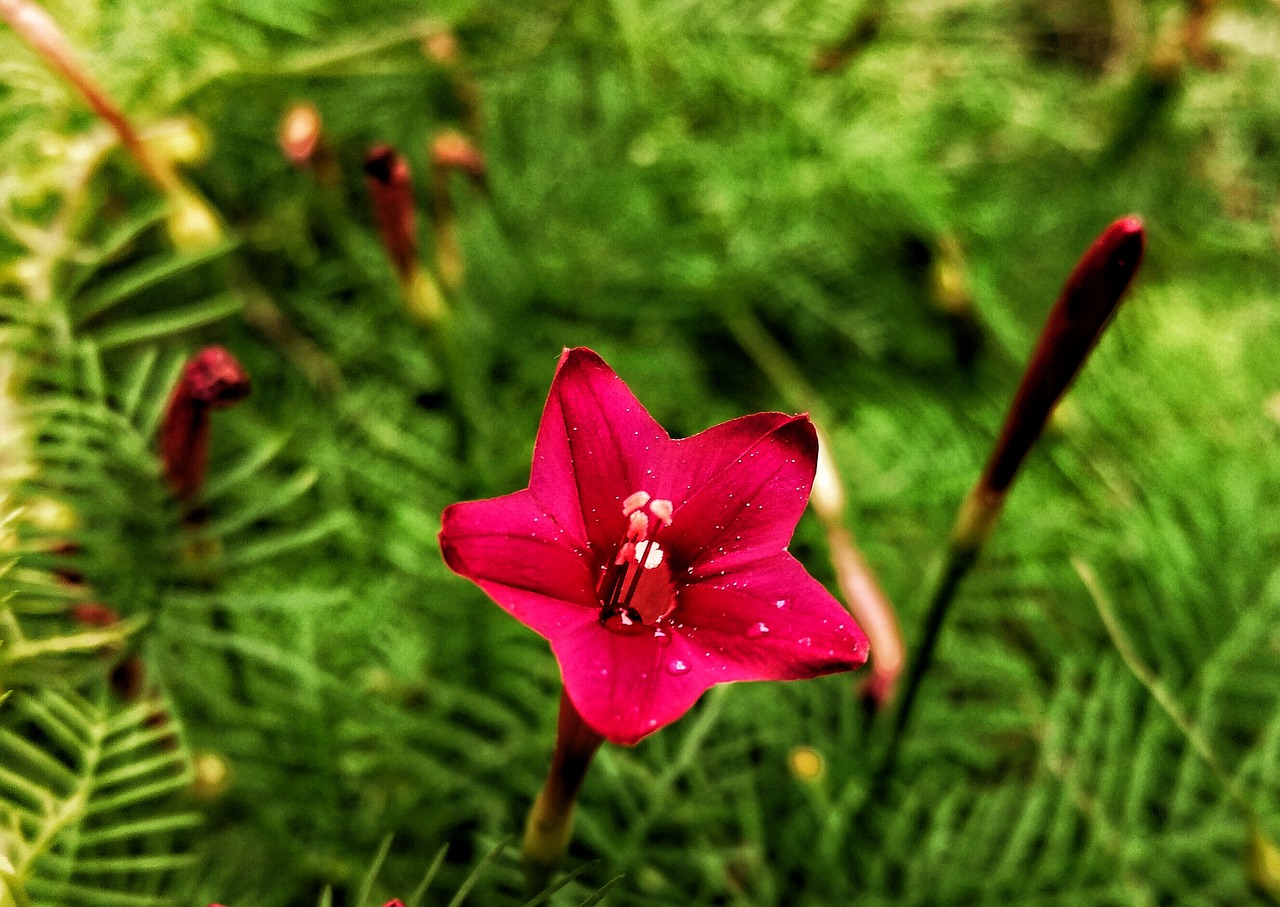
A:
[364, 144, 420, 284]
[980, 216, 1145, 495]
[161, 347, 251, 502]
[72, 602, 120, 627]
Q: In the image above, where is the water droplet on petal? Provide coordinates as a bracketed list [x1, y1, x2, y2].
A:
[666, 659, 690, 676]
[747, 622, 770, 638]
[798, 637, 812, 646]
[775, 599, 786, 608]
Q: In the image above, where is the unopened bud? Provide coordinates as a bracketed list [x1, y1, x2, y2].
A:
[161, 347, 251, 502]
[279, 102, 322, 167]
[979, 216, 1144, 497]
[165, 187, 224, 252]
[72, 602, 119, 627]
[423, 28, 460, 66]
[810, 430, 846, 525]
[788, 745, 824, 782]
[143, 116, 209, 166]
[364, 144, 419, 285]
[431, 129, 487, 187]
[192, 750, 232, 800]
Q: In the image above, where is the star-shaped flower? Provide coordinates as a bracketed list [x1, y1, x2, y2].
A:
[440, 348, 869, 745]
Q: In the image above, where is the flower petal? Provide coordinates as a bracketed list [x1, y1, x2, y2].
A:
[529, 349, 671, 552]
[440, 489, 598, 638]
[551, 618, 718, 746]
[653, 411, 794, 508]
[552, 552, 868, 746]
[662, 415, 818, 577]
[677, 552, 869, 679]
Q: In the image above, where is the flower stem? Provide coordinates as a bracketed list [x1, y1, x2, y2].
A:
[522, 690, 604, 894]
[878, 217, 1145, 783]
[0, 0, 170, 190]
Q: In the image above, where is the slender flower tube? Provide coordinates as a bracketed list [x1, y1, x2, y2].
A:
[161, 347, 251, 504]
[440, 348, 869, 873]
[364, 145, 446, 324]
[522, 691, 604, 881]
[885, 216, 1145, 772]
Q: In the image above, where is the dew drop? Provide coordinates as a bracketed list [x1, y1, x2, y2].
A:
[666, 659, 690, 676]
[798, 636, 812, 646]
[747, 622, 770, 638]
[775, 599, 786, 609]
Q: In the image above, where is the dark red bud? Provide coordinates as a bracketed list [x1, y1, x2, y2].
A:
[382, 901, 407, 907]
[73, 602, 120, 627]
[162, 347, 251, 502]
[364, 144, 419, 282]
[981, 216, 1145, 493]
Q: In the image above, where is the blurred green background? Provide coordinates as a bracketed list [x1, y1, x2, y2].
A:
[2, 0, 1280, 904]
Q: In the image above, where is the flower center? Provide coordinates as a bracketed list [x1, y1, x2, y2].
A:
[598, 491, 677, 635]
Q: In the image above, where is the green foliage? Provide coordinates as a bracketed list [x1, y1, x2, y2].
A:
[0, 685, 199, 907]
[2, 0, 1280, 904]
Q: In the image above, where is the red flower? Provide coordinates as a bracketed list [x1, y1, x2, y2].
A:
[439, 348, 869, 745]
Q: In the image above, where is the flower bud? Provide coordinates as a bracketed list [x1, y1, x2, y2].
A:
[975, 216, 1145, 513]
[279, 102, 322, 167]
[364, 144, 419, 284]
[143, 116, 210, 166]
[161, 347, 251, 502]
[165, 187, 224, 252]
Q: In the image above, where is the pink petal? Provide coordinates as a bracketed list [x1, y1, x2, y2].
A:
[677, 552, 870, 680]
[553, 553, 868, 746]
[662, 415, 818, 577]
[551, 618, 716, 746]
[528, 349, 671, 552]
[439, 489, 598, 638]
[653, 411, 794, 508]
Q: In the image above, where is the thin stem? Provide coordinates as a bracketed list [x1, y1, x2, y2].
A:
[1073, 558, 1253, 817]
[0, 0, 175, 191]
[873, 544, 977, 788]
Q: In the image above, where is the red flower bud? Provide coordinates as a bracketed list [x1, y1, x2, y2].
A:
[981, 216, 1145, 496]
[161, 347, 251, 502]
[72, 602, 120, 627]
[364, 144, 419, 284]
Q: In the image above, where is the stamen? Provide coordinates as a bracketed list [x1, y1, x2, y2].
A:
[635, 540, 664, 569]
[600, 490, 678, 628]
[622, 491, 651, 516]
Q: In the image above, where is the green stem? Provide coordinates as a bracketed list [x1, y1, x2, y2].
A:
[873, 542, 978, 788]
[1073, 558, 1253, 817]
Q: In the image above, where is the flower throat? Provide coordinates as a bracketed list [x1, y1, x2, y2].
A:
[598, 491, 677, 633]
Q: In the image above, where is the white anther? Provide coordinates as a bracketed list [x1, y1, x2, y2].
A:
[622, 491, 651, 516]
[635, 541, 665, 570]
